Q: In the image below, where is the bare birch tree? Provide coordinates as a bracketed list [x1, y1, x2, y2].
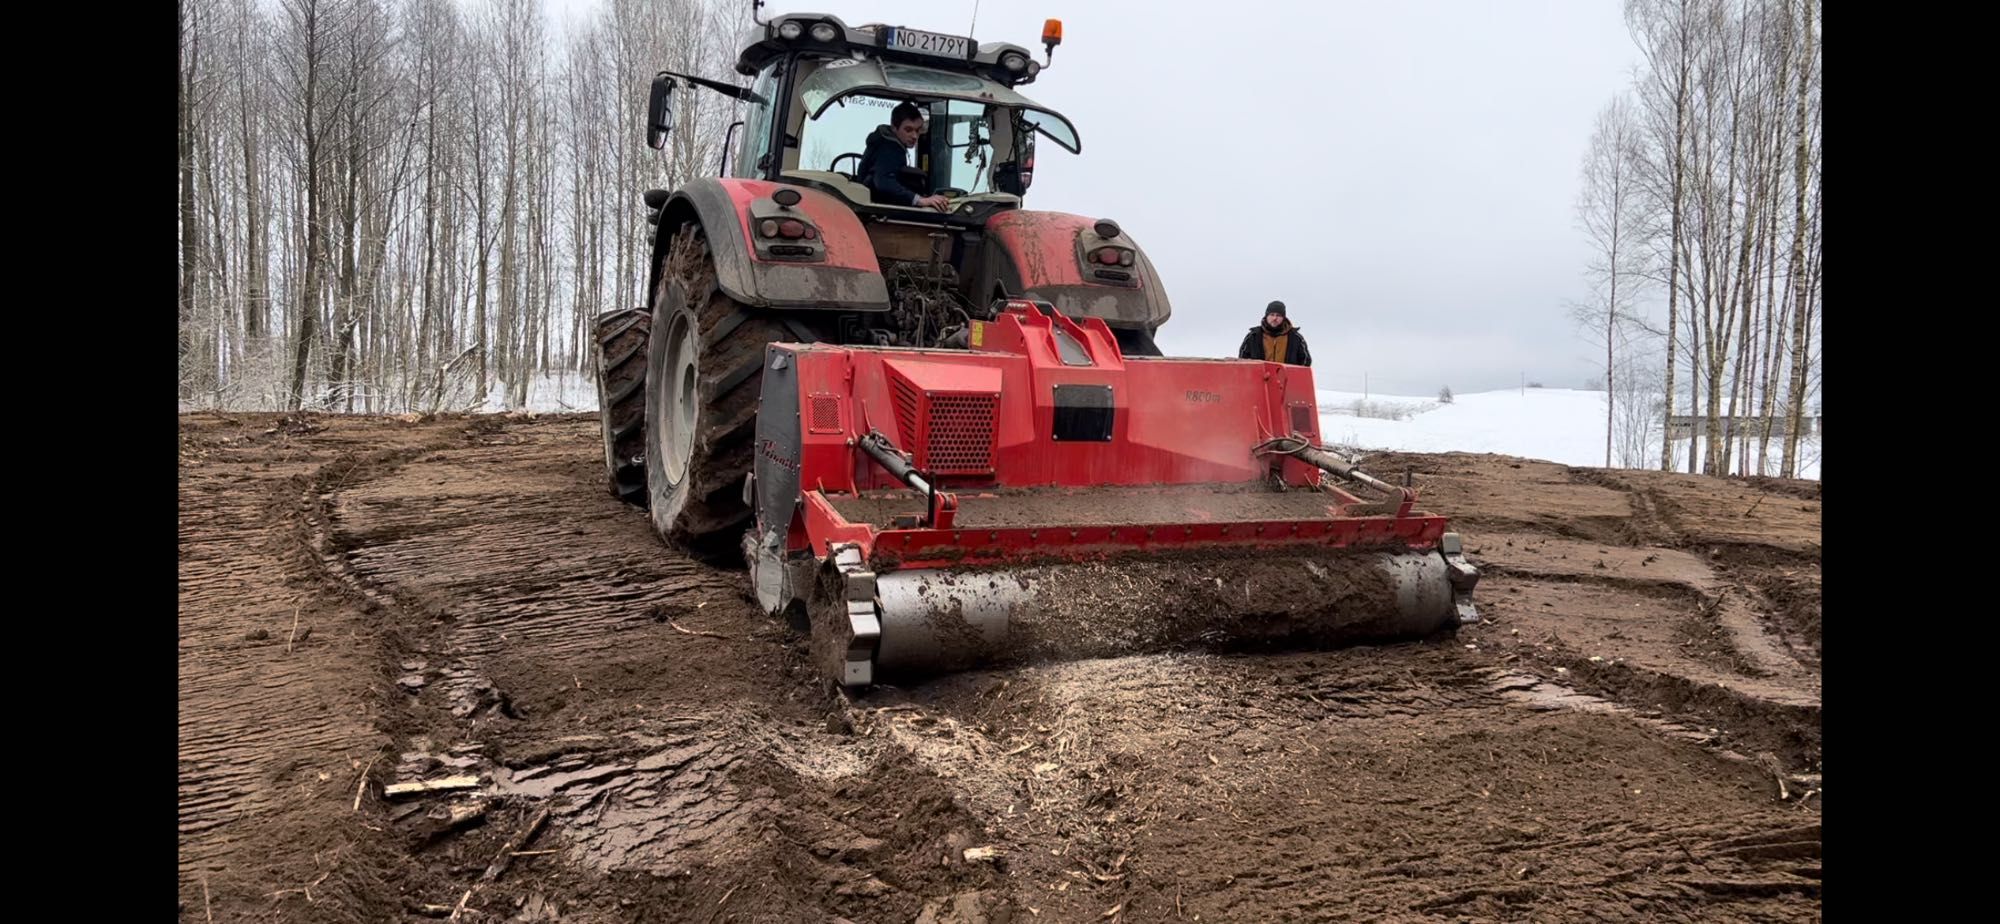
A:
[1573, 96, 1647, 468]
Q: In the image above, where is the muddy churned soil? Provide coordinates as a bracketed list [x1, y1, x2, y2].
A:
[179, 415, 1821, 922]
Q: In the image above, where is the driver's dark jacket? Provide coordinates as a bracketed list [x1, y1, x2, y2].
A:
[858, 125, 922, 206]
[1237, 320, 1313, 366]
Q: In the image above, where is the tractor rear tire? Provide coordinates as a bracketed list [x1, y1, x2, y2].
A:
[644, 224, 815, 561]
[593, 308, 651, 505]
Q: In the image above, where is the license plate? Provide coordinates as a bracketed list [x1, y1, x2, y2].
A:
[885, 27, 970, 59]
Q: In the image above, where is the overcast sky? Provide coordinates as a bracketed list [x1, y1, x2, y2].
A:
[554, 0, 1646, 395]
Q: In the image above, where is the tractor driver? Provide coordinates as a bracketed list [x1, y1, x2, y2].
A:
[860, 101, 950, 212]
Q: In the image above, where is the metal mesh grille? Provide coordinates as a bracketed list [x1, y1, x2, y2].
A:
[926, 394, 999, 474]
[809, 394, 841, 433]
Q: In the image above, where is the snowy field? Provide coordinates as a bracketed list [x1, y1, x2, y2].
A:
[1316, 387, 1820, 481]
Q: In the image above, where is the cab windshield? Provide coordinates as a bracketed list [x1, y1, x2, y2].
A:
[800, 95, 1009, 195]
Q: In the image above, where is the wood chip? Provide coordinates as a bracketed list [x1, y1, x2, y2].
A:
[668, 619, 731, 639]
[384, 776, 481, 799]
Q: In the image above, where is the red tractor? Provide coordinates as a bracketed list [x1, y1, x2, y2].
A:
[595, 10, 1479, 687]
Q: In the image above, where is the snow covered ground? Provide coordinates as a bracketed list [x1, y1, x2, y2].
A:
[1316, 387, 1820, 480]
[475, 371, 597, 413]
[179, 370, 601, 416]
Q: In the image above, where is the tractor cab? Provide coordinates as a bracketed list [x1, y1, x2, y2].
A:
[775, 55, 1078, 221]
[651, 13, 1078, 226]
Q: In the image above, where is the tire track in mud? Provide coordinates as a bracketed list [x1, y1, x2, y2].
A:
[1463, 536, 1820, 771]
[1473, 533, 1819, 697]
[1537, 470, 1822, 744]
[327, 437, 760, 714]
[178, 422, 455, 877]
[1374, 458, 1821, 776]
[178, 479, 337, 858]
[321, 423, 826, 882]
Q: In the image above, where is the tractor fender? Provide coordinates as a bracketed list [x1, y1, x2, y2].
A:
[977, 209, 1172, 330]
[647, 177, 890, 313]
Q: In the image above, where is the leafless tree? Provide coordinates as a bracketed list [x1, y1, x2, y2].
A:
[272, 0, 347, 408]
[1572, 96, 1647, 468]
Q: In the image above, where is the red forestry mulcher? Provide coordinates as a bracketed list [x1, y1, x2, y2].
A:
[595, 9, 1480, 687]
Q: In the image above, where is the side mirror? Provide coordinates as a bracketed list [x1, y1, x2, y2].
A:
[646, 74, 678, 150]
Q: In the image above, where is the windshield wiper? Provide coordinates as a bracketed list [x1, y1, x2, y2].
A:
[661, 69, 768, 106]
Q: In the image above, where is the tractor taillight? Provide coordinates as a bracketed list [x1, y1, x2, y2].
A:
[803, 227, 819, 240]
[1096, 249, 1118, 265]
[760, 219, 778, 238]
[779, 219, 806, 239]
[1119, 250, 1134, 267]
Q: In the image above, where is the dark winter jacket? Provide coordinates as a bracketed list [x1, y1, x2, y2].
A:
[858, 124, 925, 206]
[1237, 320, 1312, 366]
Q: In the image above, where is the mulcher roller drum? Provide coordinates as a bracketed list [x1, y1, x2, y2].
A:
[811, 545, 1474, 684]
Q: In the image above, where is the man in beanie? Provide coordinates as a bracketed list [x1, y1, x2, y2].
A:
[1237, 301, 1312, 366]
